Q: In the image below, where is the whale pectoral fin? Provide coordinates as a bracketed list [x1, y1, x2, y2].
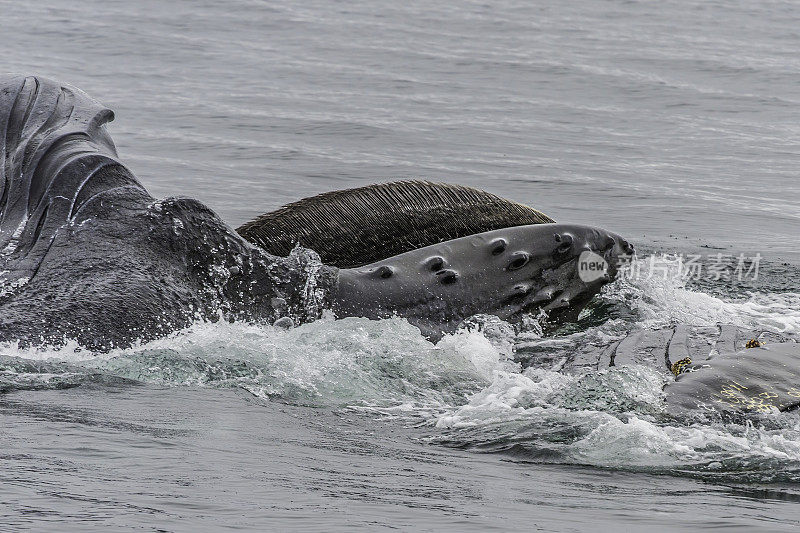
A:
[236, 180, 554, 268]
[665, 342, 800, 413]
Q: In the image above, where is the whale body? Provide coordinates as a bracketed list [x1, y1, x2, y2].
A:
[0, 75, 628, 349]
[2, 75, 795, 418]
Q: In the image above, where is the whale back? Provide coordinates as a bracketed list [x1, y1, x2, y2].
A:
[237, 180, 554, 268]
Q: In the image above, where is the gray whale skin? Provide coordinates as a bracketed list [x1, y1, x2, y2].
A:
[0, 75, 630, 349]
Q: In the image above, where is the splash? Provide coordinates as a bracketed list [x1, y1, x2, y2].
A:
[608, 254, 800, 335]
[0, 316, 498, 409]
[425, 255, 800, 481]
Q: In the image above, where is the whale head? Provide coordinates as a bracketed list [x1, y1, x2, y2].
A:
[331, 223, 633, 339]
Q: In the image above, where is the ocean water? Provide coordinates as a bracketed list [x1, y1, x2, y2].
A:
[2, 0, 800, 530]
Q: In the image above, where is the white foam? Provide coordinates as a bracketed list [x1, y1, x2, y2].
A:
[610, 254, 800, 335]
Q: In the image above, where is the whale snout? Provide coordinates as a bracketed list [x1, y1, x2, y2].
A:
[607, 233, 634, 278]
[480, 223, 632, 324]
[568, 227, 634, 281]
[528, 225, 633, 319]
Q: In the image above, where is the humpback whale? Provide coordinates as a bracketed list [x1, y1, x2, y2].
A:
[530, 321, 800, 413]
[1, 75, 796, 417]
[0, 75, 630, 349]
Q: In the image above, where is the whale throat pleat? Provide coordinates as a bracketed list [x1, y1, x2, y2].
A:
[237, 180, 554, 268]
[0, 75, 145, 270]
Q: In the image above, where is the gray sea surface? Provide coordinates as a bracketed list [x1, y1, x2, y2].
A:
[2, 0, 800, 531]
